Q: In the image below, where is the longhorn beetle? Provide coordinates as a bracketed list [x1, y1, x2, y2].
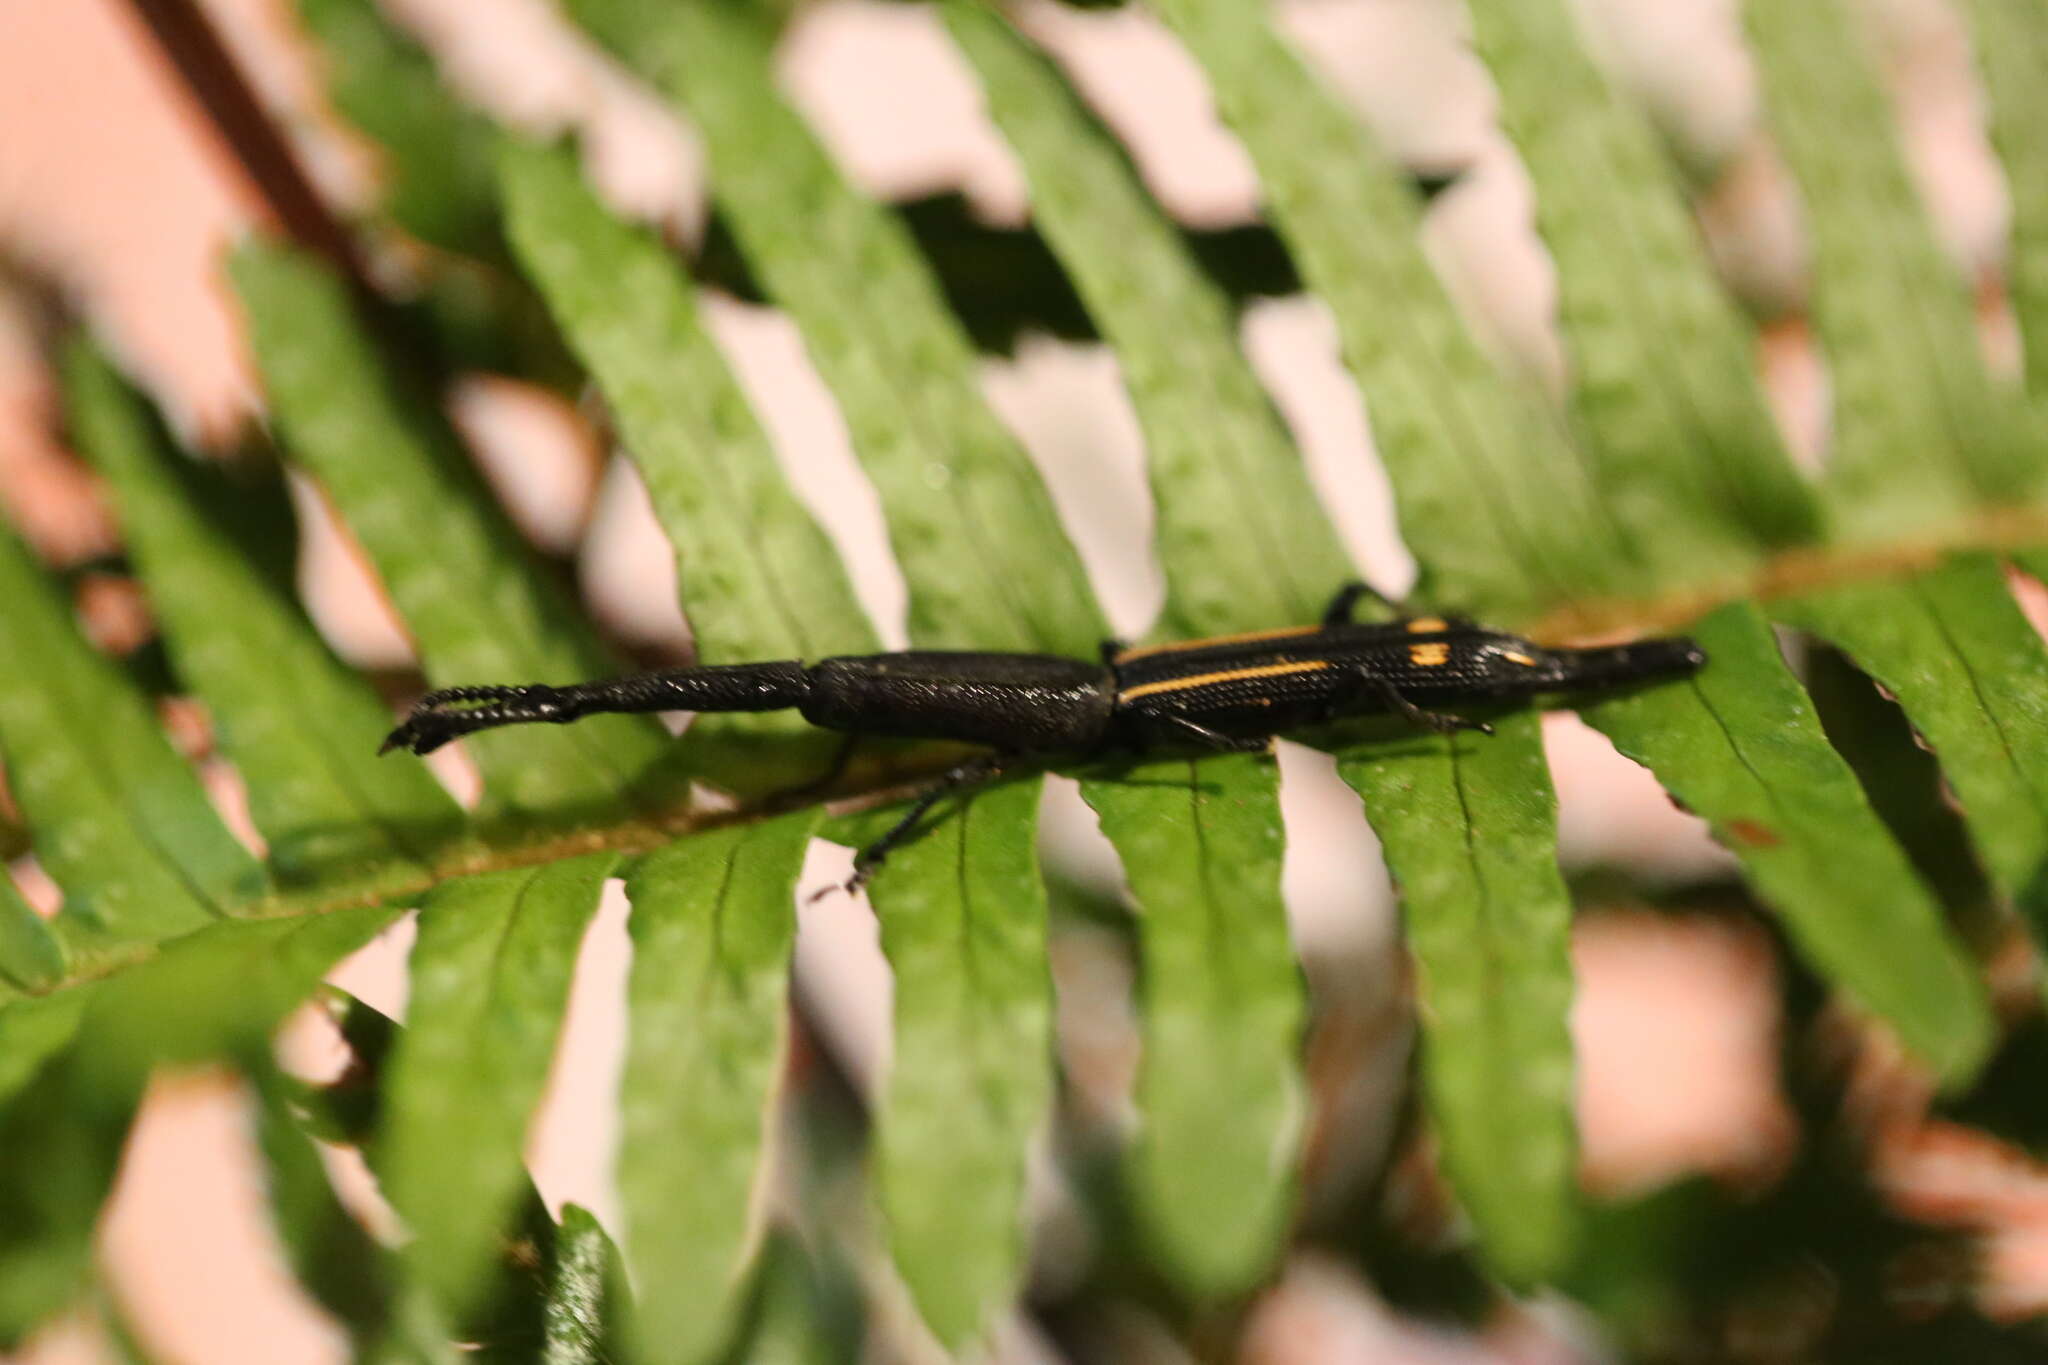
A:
[381, 582, 1705, 892]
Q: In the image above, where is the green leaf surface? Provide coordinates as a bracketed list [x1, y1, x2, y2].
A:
[1775, 556, 2048, 938]
[1151, 0, 1634, 621]
[498, 139, 875, 667]
[0, 907, 394, 1342]
[253, 1067, 392, 1344]
[1741, 0, 2040, 534]
[1805, 645, 1998, 938]
[1135, 0, 1605, 1285]
[397, 254, 587, 396]
[497, 138, 876, 789]
[546, 8, 1116, 1335]
[63, 337, 466, 894]
[945, 5, 1325, 1299]
[379, 850, 617, 1320]
[736, 1237, 861, 1365]
[539, 1205, 629, 1365]
[1581, 603, 1991, 1081]
[297, 994, 616, 1363]
[230, 239, 676, 826]
[0, 987, 92, 1107]
[290, 0, 582, 390]
[1332, 712, 1576, 1284]
[862, 774, 1052, 1348]
[1467, 0, 1821, 577]
[1964, 0, 2048, 395]
[519, 24, 1107, 1334]
[8, 0, 2042, 1344]
[0, 878, 63, 995]
[1079, 751, 1303, 1295]
[546, 12, 1113, 1339]
[946, 2, 1351, 635]
[291, 0, 504, 261]
[0, 529, 263, 958]
[562, 0, 1106, 657]
[1480, 0, 2004, 1082]
[366, 1286, 463, 1365]
[617, 810, 817, 1365]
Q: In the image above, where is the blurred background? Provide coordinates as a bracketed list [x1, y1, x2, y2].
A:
[1, 0, 2043, 1360]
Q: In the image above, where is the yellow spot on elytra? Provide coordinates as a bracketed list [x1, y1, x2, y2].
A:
[1409, 643, 1452, 667]
[1405, 617, 1449, 632]
[1119, 659, 1331, 701]
[1503, 651, 1538, 667]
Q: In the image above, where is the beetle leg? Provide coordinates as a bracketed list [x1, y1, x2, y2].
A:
[811, 753, 1012, 902]
[1322, 581, 1380, 626]
[1321, 581, 1478, 629]
[766, 731, 863, 808]
[1367, 675, 1493, 736]
[1322, 580, 1424, 626]
[1098, 637, 1129, 666]
[1158, 713, 1274, 753]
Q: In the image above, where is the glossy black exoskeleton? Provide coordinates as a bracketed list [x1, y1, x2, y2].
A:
[381, 583, 1705, 889]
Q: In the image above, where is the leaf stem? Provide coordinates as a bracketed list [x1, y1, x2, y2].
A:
[120, 0, 370, 291]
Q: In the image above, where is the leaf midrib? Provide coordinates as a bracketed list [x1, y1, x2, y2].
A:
[1911, 576, 2048, 820]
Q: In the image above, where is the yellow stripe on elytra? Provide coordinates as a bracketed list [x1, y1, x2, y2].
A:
[1113, 624, 1322, 663]
[1408, 642, 1452, 667]
[1119, 658, 1332, 702]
